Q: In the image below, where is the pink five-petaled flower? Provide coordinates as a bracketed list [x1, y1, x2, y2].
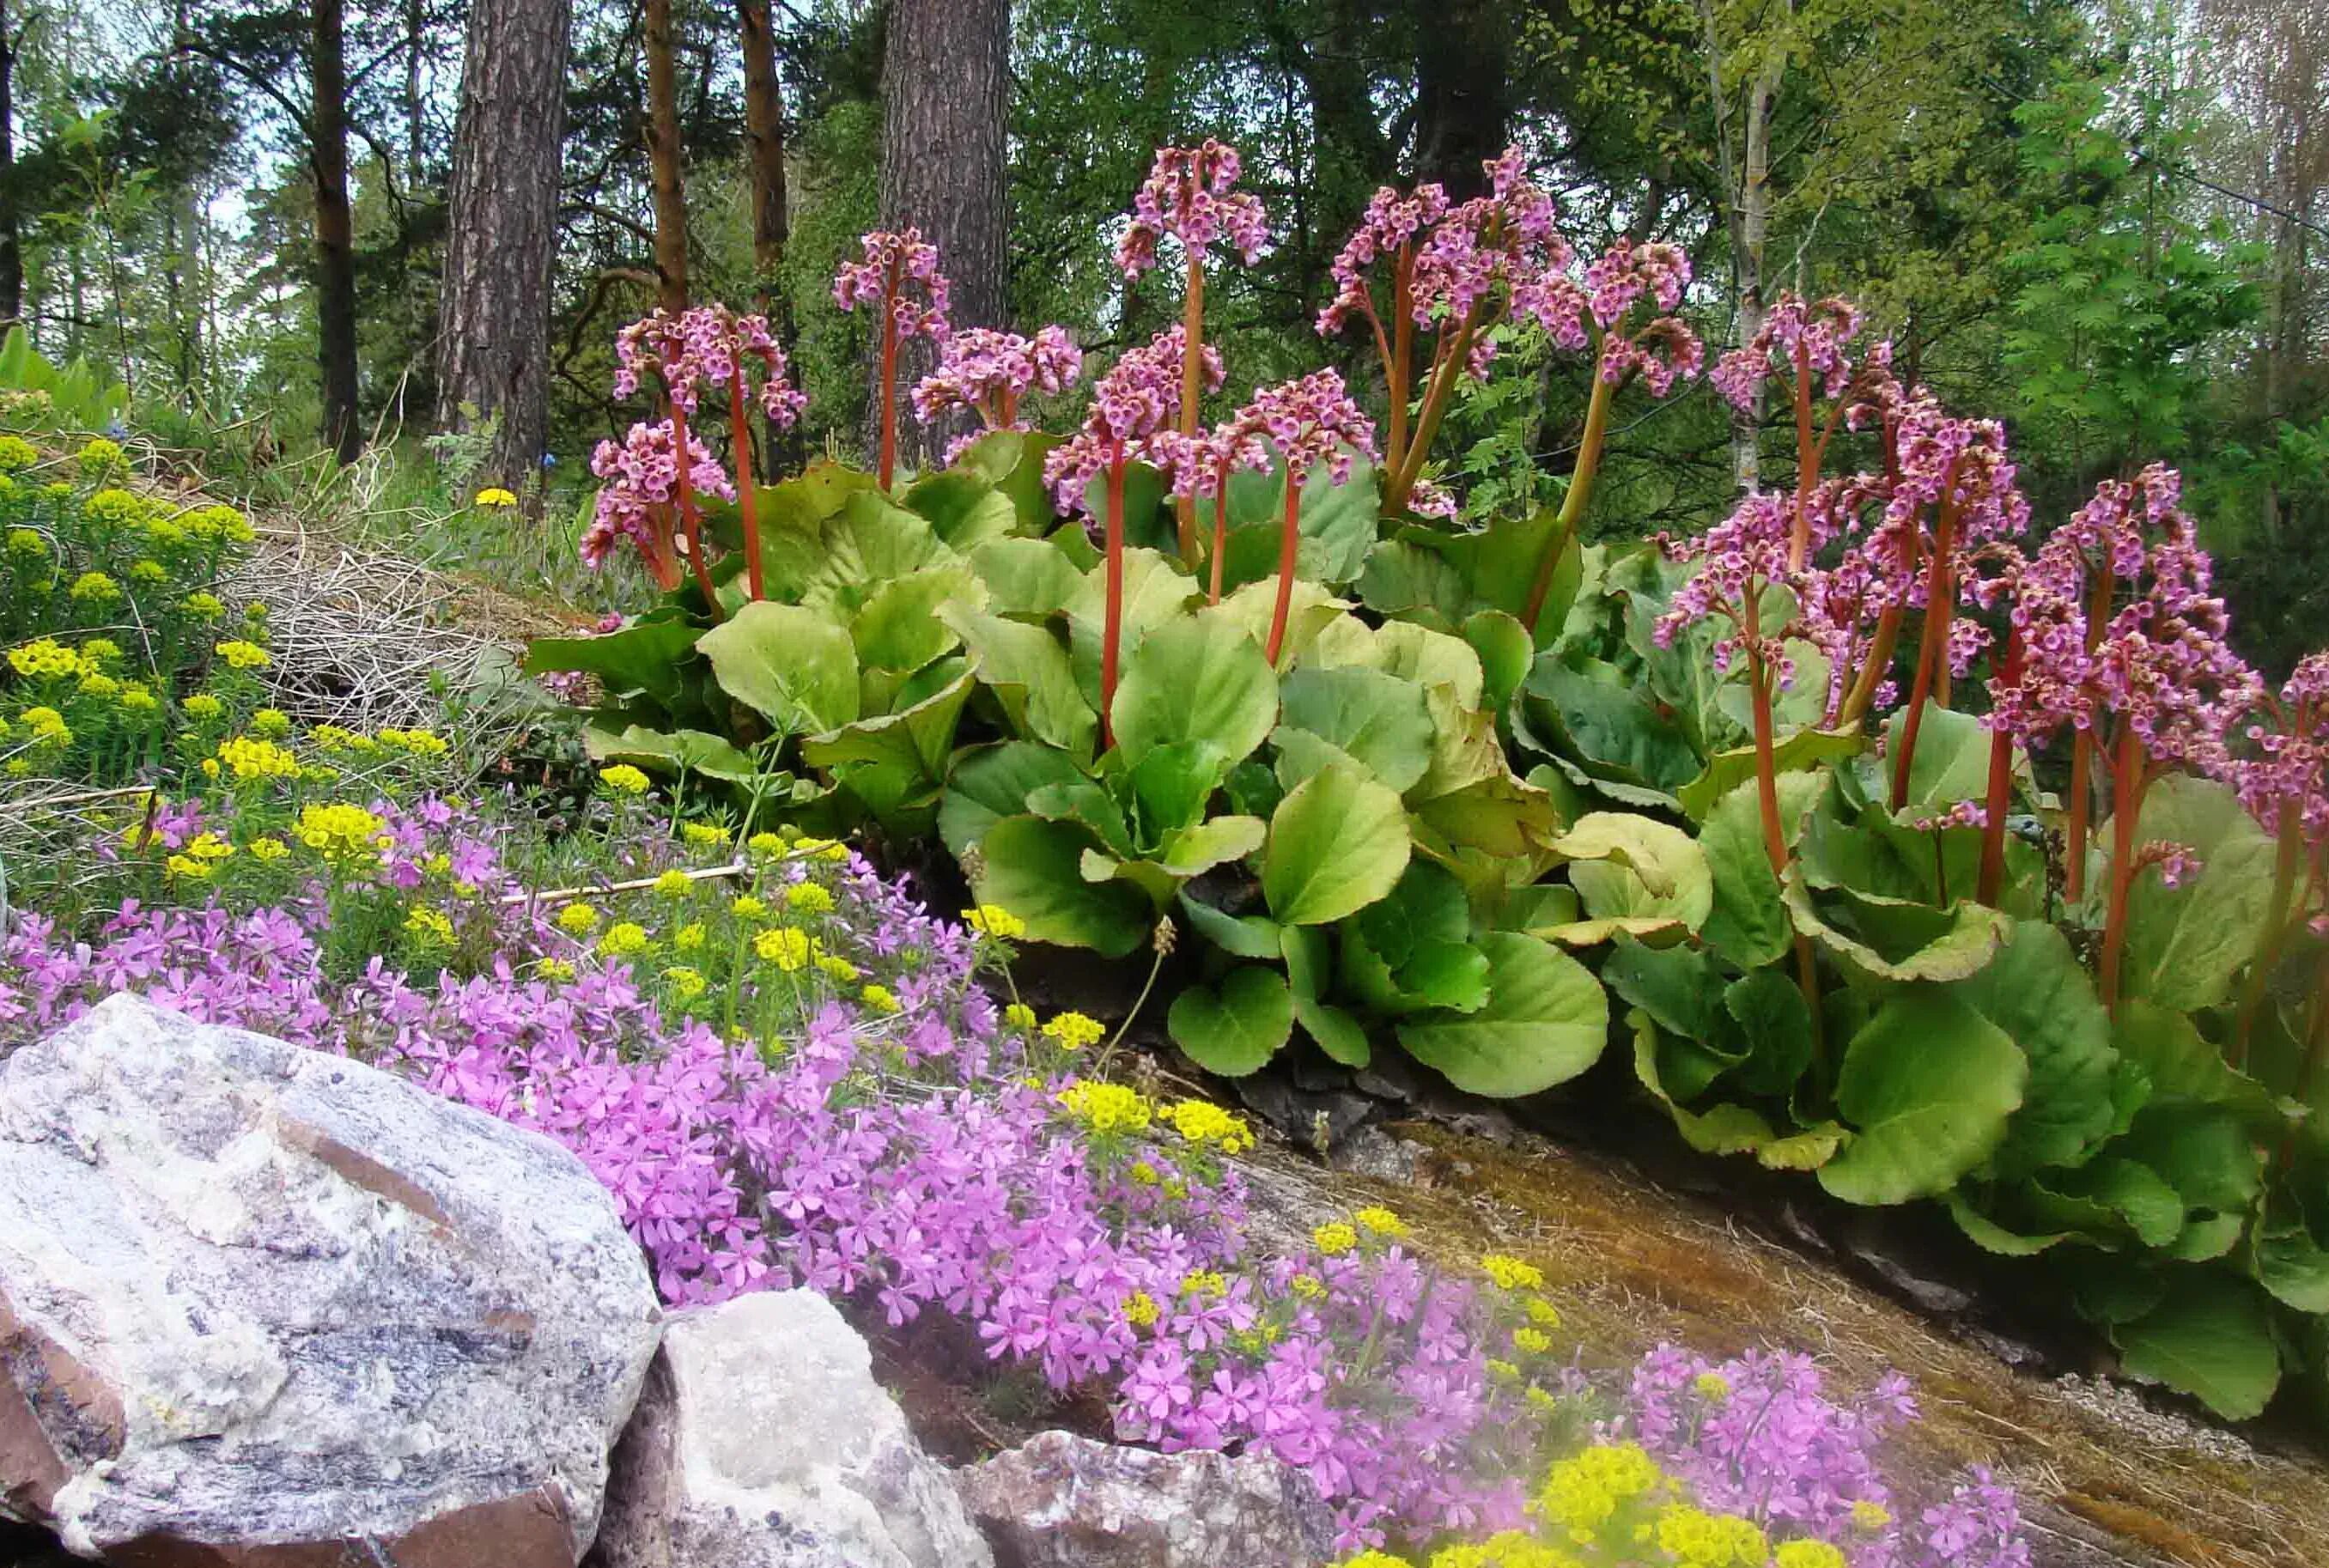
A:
[909, 325, 1084, 465]
[581, 418, 734, 585]
[1114, 141, 1268, 278]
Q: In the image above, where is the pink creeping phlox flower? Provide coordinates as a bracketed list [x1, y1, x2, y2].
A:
[1113, 140, 1268, 277]
[909, 325, 1084, 466]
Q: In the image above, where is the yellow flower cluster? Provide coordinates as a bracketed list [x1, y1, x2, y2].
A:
[674, 922, 708, 951]
[1355, 1206, 1408, 1237]
[7, 637, 90, 678]
[598, 922, 654, 959]
[1055, 1081, 1152, 1135]
[1312, 1222, 1358, 1257]
[214, 639, 271, 670]
[754, 925, 811, 970]
[404, 907, 458, 946]
[375, 727, 448, 757]
[819, 953, 860, 983]
[474, 487, 519, 507]
[1526, 1298, 1563, 1329]
[860, 984, 901, 1014]
[295, 802, 387, 864]
[182, 593, 226, 621]
[1429, 1530, 1583, 1568]
[1178, 1269, 1227, 1298]
[1120, 1290, 1160, 1328]
[216, 735, 301, 781]
[600, 763, 650, 794]
[1537, 1443, 1662, 1543]
[181, 503, 255, 544]
[1042, 1011, 1105, 1050]
[1849, 1501, 1892, 1533]
[682, 822, 730, 848]
[662, 966, 708, 1001]
[786, 883, 835, 914]
[76, 438, 128, 481]
[1773, 1541, 1848, 1568]
[249, 707, 291, 737]
[183, 694, 224, 720]
[19, 705, 70, 744]
[538, 957, 577, 982]
[747, 830, 788, 859]
[249, 836, 290, 861]
[1514, 1328, 1554, 1356]
[69, 571, 120, 602]
[962, 903, 1027, 940]
[1160, 1098, 1255, 1155]
[1653, 1504, 1768, 1568]
[557, 903, 603, 934]
[0, 435, 36, 471]
[1481, 1254, 1546, 1291]
[164, 832, 238, 880]
[653, 869, 694, 899]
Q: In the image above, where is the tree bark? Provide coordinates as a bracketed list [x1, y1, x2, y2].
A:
[437, 0, 574, 487]
[312, 0, 363, 463]
[1699, 0, 1785, 496]
[1411, 0, 1510, 198]
[738, 0, 797, 474]
[0, 0, 21, 331]
[645, 0, 690, 313]
[872, 0, 1009, 471]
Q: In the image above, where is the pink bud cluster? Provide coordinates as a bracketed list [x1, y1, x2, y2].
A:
[1315, 182, 1452, 337]
[581, 418, 734, 572]
[833, 228, 952, 341]
[1709, 294, 1873, 411]
[1409, 151, 1578, 369]
[612, 306, 808, 424]
[1233, 368, 1379, 484]
[1652, 491, 1800, 684]
[1985, 465, 2259, 769]
[911, 325, 1085, 464]
[1043, 327, 1226, 514]
[1603, 315, 1705, 398]
[1114, 141, 1268, 278]
[2235, 653, 2329, 846]
[1888, 398, 2030, 551]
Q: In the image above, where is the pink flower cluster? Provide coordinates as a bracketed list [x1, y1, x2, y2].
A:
[1413, 149, 1575, 343]
[2235, 653, 2329, 846]
[1114, 141, 1268, 278]
[1710, 294, 1878, 411]
[910, 325, 1085, 461]
[833, 228, 952, 341]
[1043, 326, 1226, 514]
[1625, 1345, 2031, 1568]
[1653, 491, 1801, 684]
[1231, 368, 1379, 485]
[581, 418, 734, 572]
[1316, 182, 1453, 338]
[613, 305, 808, 424]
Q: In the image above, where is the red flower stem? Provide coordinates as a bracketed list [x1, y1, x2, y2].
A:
[2233, 800, 2306, 1068]
[1748, 618, 1827, 1073]
[669, 400, 722, 623]
[1389, 248, 1414, 474]
[728, 373, 763, 601]
[1265, 462, 1302, 665]
[1386, 307, 1479, 511]
[2064, 567, 2114, 903]
[876, 258, 901, 491]
[1101, 442, 1127, 750]
[2097, 724, 2147, 1015]
[1207, 453, 1233, 606]
[1521, 362, 1614, 635]
[1888, 482, 1963, 810]
[1176, 251, 1207, 567]
[1977, 629, 2022, 907]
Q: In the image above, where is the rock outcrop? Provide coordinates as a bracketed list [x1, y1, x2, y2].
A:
[594, 1288, 991, 1568]
[954, 1429, 1335, 1568]
[0, 994, 660, 1565]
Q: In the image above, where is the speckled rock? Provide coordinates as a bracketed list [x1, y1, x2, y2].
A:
[0, 994, 661, 1565]
[954, 1429, 1334, 1568]
[593, 1289, 991, 1568]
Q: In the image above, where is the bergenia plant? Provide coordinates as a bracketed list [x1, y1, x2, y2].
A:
[1115, 141, 1268, 567]
[1044, 326, 1225, 744]
[910, 325, 1084, 466]
[2229, 653, 2328, 1069]
[1517, 237, 1703, 634]
[834, 228, 953, 490]
[1230, 370, 1378, 664]
[587, 306, 808, 607]
[1710, 293, 1900, 570]
[1319, 147, 1575, 518]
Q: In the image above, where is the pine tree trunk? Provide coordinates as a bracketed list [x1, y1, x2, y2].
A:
[645, 0, 690, 313]
[739, 0, 797, 475]
[312, 0, 362, 463]
[0, 0, 20, 331]
[437, 0, 575, 489]
[871, 0, 1009, 471]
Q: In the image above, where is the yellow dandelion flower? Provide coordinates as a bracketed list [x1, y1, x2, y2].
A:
[474, 487, 519, 507]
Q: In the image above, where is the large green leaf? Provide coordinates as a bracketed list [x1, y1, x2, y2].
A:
[1355, 860, 1471, 968]
[903, 466, 1019, 550]
[1110, 612, 1280, 771]
[1675, 729, 1863, 822]
[1462, 611, 1535, 712]
[1154, 815, 1267, 877]
[1350, 620, 1486, 710]
[1208, 457, 1382, 590]
[525, 621, 705, 706]
[849, 565, 983, 672]
[1262, 763, 1412, 926]
[581, 723, 758, 784]
[1558, 812, 1713, 932]
[1167, 966, 1296, 1076]
[1066, 549, 1199, 694]
[1179, 891, 1284, 960]
[697, 602, 861, 732]
[800, 671, 974, 827]
[2112, 1273, 2282, 1419]
[971, 815, 1150, 957]
[1819, 988, 2028, 1205]
[1953, 921, 2120, 1178]
[1699, 774, 1824, 970]
[2113, 998, 2277, 1123]
[1785, 878, 2011, 982]
[1357, 539, 1472, 628]
[1882, 700, 1992, 808]
[799, 491, 957, 617]
[1396, 933, 1611, 1096]
[1523, 651, 1703, 793]
[2107, 774, 2277, 1012]
[968, 537, 1085, 616]
[1214, 575, 1353, 670]
[1631, 1009, 1842, 1165]
[944, 605, 1098, 757]
[940, 742, 1092, 858]
[1282, 927, 1371, 1067]
[1276, 665, 1435, 793]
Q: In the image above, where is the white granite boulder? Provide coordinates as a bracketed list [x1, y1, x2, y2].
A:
[594, 1288, 991, 1568]
[0, 994, 661, 1565]
[954, 1429, 1335, 1568]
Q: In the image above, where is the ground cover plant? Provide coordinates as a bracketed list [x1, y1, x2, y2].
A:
[0, 427, 2050, 1562]
[512, 141, 2329, 1424]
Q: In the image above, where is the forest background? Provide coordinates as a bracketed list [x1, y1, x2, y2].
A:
[0, 0, 2320, 672]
